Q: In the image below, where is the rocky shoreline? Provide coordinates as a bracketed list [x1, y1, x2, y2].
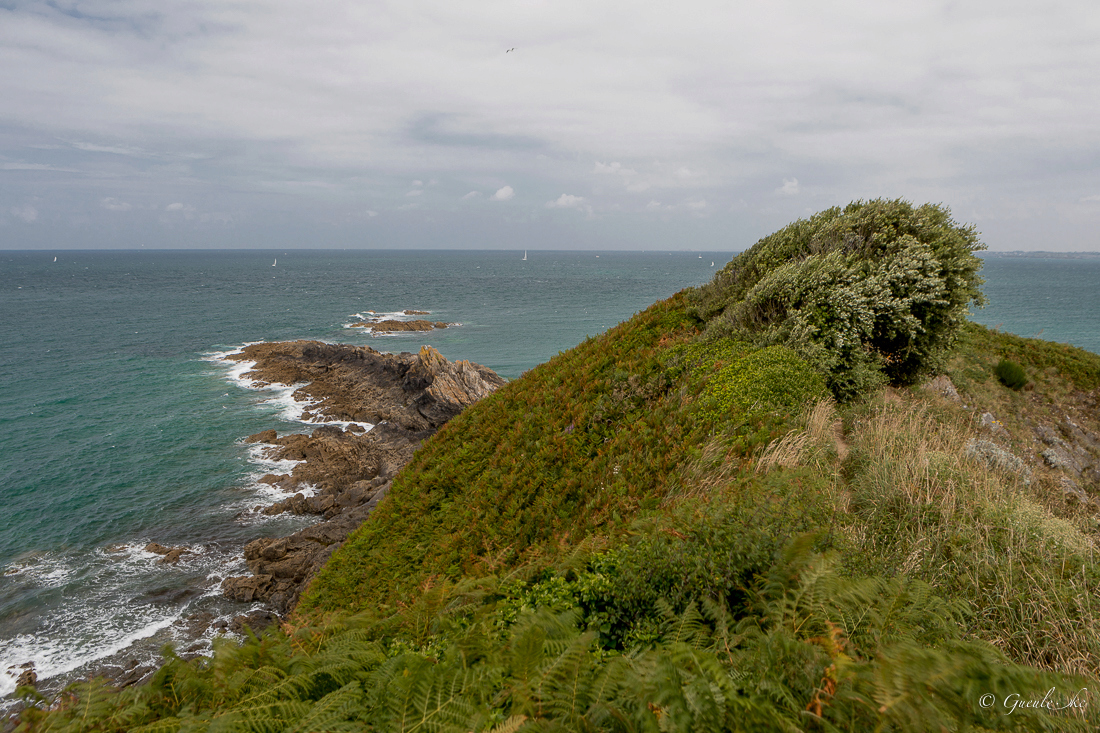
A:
[218, 340, 506, 615]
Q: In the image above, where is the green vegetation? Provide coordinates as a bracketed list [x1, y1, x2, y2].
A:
[692, 199, 986, 399]
[16, 201, 1100, 731]
[995, 358, 1028, 390]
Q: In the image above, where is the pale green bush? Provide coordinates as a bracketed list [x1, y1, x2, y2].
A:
[694, 199, 986, 399]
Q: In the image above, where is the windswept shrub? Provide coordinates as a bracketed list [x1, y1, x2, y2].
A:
[692, 199, 986, 399]
[995, 358, 1028, 390]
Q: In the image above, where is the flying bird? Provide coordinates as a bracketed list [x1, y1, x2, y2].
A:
[506, 48, 515, 53]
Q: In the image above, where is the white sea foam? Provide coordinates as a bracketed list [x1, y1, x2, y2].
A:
[0, 542, 250, 702]
[344, 309, 442, 334]
[206, 344, 373, 431]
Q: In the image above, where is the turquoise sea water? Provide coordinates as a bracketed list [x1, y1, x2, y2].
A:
[0, 249, 1097, 700]
[0, 249, 729, 698]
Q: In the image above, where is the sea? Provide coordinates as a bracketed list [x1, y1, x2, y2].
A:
[0, 249, 1097, 702]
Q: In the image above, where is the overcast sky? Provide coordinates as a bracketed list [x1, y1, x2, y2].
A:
[1, 0, 1098, 250]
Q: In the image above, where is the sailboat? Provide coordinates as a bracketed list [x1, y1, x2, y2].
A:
[711, 261, 714, 267]
[522, 250, 527, 261]
[273, 258, 277, 267]
[53, 256, 57, 262]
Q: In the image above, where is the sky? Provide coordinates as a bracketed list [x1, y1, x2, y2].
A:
[1, 0, 1098, 251]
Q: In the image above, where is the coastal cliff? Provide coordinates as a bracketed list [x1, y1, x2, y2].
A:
[219, 341, 505, 613]
[17, 200, 1100, 731]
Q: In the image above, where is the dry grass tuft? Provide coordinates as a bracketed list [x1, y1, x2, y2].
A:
[844, 391, 1100, 678]
[756, 398, 841, 474]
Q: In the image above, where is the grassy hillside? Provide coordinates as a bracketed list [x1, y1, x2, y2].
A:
[15, 200, 1100, 732]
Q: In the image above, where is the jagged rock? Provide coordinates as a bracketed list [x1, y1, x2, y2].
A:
[144, 542, 171, 555]
[247, 429, 278, 443]
[221, 574, 275, 602]
[922, 375, 961, 402]
[966, 438, 1032, 485]
[404, 309, 429, 315]
[180, 611, 215, 636]
[222, 341, 502, 614]
[228, 610, 281, 636]
[1060, 475, 1090, 504]
[979, 412, 1008, 436]
[158, 547, 195, 565]
[114, 660, 157, 689]
[1063, 416, 1100, 452]
[228, 341, 505, 431]
[15, 664, 36, 690]
[1042, 446, 1082, 475]
[368, 319, 446, 332]
[1035, 424, 1062, 446]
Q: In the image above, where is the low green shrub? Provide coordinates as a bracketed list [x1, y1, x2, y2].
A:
[995, 358, 1028, 390]
[699, 345, 826, 423]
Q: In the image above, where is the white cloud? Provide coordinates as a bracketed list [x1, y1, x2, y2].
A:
[594, 161, 637, 177]
[547, 193, 593, 216]
[366, 209, 378, 217]
[166, 202, 185, 211]
[1, 0, 1099, 249]
[11, 205, 37, 223]
[686, 199, 707, 211]
[777, 178, 800, 196]
[547, 193, 586, 208]
[646, 200, 663, 210]
[406, 189, 423, 196]
[461, 191, 480, 199]
[0, 163, 79, 172]
[101, 197, 132, 211]
[491, 185, 514, 201]
[1081, 194, 1100, 202]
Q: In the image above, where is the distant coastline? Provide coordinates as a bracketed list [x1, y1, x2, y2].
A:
[983, 250, 1100, 258]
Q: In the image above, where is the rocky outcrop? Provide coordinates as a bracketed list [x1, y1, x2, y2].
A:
[144, 542, 197, 565]
[221, 342, 504, 614]
[352, 319, 449, 332]
[229, 342, 504, 431]
[921, 374, 961, 402]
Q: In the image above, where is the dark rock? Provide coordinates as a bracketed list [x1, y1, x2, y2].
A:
[1060, 475, 1090, 504]
[221, 574, 275, 602]
[144, 585, 201, 604]
[144, 542, 171, 555]
[15, 665, 36, 690]
[115, 663, 156, 689]
[247, 429, 278, 443]
[157, 547, 195, 565]
[180, 611, 216, 636]
[228, 610, 281, 636]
